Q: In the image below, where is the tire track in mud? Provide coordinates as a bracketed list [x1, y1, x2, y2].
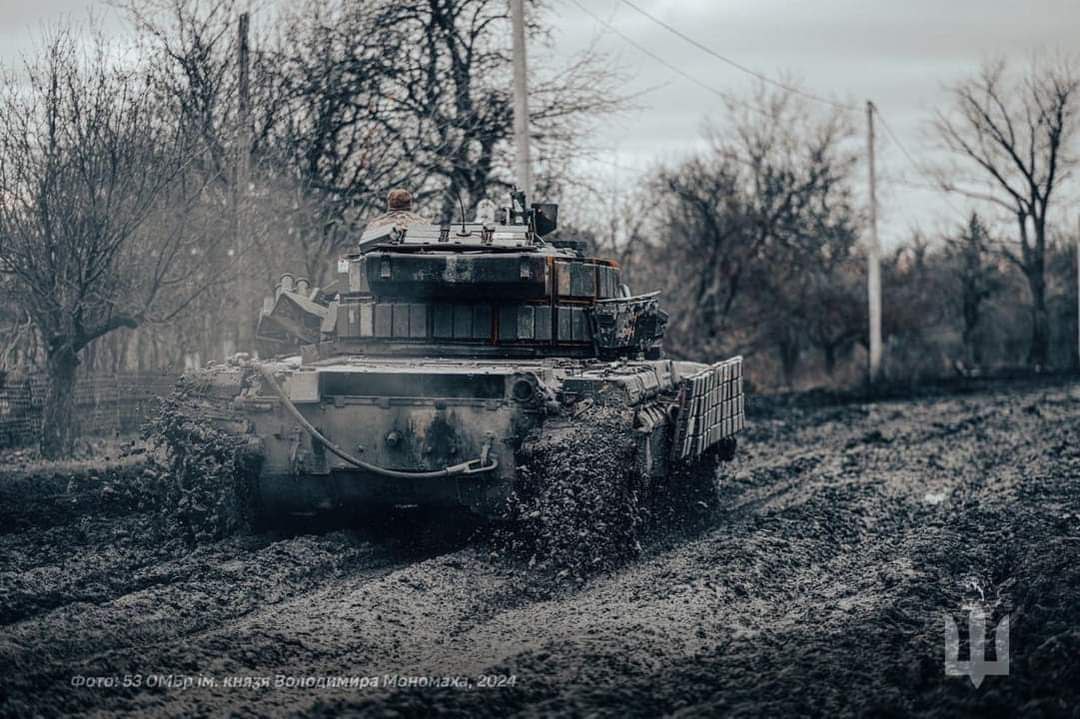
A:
[0, 526, 454, 718]
[111, 548, 510, 717]
[3, 380, 1079, 717]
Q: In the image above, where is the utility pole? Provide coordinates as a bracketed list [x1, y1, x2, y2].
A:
[234, 11, 253, 354]
[1076, 213, 1080, 369]
[510, 0, 533, 201]
[866, 100, 882, 383]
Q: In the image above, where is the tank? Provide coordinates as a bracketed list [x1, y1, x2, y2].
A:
[191, 191, 745, 519]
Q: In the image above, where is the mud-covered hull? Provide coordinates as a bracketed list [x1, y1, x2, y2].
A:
[194, 355, 744, 518]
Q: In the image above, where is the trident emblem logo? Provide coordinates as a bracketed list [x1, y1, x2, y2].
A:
[944, 607, 1010, 688]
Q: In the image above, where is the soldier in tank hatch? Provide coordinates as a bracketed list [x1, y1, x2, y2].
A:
[366, 188, 430, 230]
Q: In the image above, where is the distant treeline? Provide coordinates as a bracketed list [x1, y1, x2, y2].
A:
[572, 59, 1080, 389]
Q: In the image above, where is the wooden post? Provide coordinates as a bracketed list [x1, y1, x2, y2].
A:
[510, 0, 533, 201]
[866, 100, 882, 382]
[234, 11, 253, 354]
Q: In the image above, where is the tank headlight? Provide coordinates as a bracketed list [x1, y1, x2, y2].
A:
[511, 377, 536, 403]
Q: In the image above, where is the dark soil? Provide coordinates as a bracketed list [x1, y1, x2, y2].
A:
[2, 379, 1078, 717]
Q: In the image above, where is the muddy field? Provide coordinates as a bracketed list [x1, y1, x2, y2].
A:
[2, 379, 1079, 717]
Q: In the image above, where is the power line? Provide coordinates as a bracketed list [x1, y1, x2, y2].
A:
[562, 0, 755, 112]
[871, 103, 966, 217]
[572, 0, 963, 223]
[616, 0, 856, 112]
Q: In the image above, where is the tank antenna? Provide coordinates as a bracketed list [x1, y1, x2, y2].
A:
[455, 189, 468, 236]
[510, 0, 533, 202]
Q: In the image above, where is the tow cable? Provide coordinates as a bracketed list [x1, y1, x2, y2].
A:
[255, 363, 499, 479]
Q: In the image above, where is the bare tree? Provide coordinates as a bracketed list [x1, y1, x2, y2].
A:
[123, 0, 285, 182]
[0, 27, 210, 457]
[373, 0, 624, 219]
[260, 0, 425, 285]
[121, 0, 292, 355]
[943, 212, 1002, 368]
[640, 86, 859, 384]
[650, 154, 747, 354]
[935, 56, 1080, 367]
[801, 249, 866, 379]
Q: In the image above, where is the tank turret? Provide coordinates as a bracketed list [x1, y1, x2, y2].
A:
[258, 191, 667, 362]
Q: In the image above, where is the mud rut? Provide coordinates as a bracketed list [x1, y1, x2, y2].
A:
[2, 381, 1079, 717]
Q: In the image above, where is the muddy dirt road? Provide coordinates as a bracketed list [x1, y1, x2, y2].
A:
[2, 380, 1079, 717]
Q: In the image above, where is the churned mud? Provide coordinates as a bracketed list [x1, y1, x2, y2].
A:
[2, 379, 1079, 717]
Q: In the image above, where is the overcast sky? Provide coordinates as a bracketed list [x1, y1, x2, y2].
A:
[2, 0, 1077, 247]
[544, 0, 1080, 246]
